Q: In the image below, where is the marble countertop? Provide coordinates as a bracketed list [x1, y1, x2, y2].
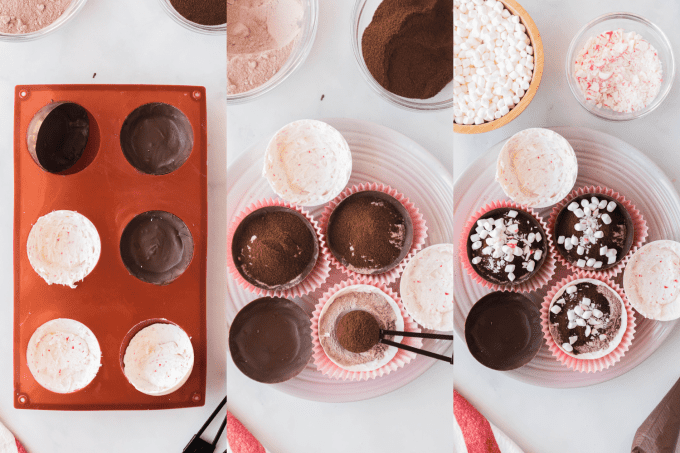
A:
[454, 0, 680, 451]
[0, 1, 226, 452]
[227, 2, 453, 453]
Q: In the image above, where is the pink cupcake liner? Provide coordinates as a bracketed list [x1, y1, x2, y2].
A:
[226, 198, 331, 298]
[540, 271, 636, 373]
[458, 199, 556, 294]
[319, 183, 428, 285]
[310, 278, 422, 381]
[547, 185, 648, 279]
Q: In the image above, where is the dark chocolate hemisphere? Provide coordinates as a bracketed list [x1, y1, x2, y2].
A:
[120, 103, 193, 175]
[231, 206, 319, 290]
[553, 193, 634, 271]
[465, 291, 542, 371]
[28, 102, 90, 173]
[229, 297, 312, 384]
[327, 191, 413, 274]
[120, 211, 194, 285]
[466, 207, 547, 285]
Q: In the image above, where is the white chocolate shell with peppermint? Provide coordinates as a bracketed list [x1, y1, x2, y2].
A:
[495, 128, 577, 208]
[624, 240, 680, 321]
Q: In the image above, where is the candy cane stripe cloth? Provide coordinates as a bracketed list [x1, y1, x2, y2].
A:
[454, 390, 524, 453]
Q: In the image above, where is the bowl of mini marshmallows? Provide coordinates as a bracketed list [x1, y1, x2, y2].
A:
[566, 12, 674, 121]
[454, 0, 544, 134]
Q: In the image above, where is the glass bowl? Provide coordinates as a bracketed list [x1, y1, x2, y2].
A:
[352, 0, 452, 111]
[0, 0, 88, 42]
[158, 0, 226, 34]
[566, 12, 675, 121]
[227, 0, 318, 104]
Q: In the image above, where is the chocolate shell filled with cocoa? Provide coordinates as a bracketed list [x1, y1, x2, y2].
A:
[467, 207, 547, 285]
[231, 206, 319, 291]
[327, 191, 413, 274]
[27, 102, 90, 174]
[553, 194, 634, 271]
[120, 211, 194, 285]
[229, 297, 312, 384]
[120, 103, 193, 175]
[465, 291, 542, 371]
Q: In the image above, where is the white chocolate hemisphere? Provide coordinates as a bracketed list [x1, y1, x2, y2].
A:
[624, 240, 680, 321]
[27, 319, 101, 394]
[26, 210, 101, 288]
[496, 128, 577, 208]
[123, 323, 194, 396]
[574, 29, 662, 113]
[400, 244, 453, 331]
[454, 0, 535, 125]
[263, 119, 352, 206]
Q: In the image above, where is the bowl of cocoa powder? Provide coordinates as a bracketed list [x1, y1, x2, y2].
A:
[352, 0, 453, 111]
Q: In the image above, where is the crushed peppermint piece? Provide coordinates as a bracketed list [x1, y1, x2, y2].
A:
[573, 29, 662, 113]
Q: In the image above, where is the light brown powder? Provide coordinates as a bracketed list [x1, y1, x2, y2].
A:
[0, 0, 72, 34]
[227, 0, 302, 95]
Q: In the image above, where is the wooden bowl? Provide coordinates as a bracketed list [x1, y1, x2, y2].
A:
[454, 0, 544, 134]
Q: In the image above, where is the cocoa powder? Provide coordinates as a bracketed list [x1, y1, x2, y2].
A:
[327, 193, 408, 273]
[336, 310, 380, 353]
[361, 0, 453, 99]
[233, 209, 317, 288]
[170, 0, 226, 26]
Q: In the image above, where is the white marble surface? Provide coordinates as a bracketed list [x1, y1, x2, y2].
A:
[454, 0, 680, 451]
[227, 2, 453, 452]
[0, 1, 226, 452]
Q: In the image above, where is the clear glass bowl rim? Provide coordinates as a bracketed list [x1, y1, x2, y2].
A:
[565, 11, 675, 121]
[227, 0, 319, 104]
[0, 0, 89, 42]
[351, 0, 453, 112]
[158, 0, 226, 35]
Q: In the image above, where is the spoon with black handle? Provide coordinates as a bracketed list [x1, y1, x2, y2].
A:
[379, 329, 453, 364]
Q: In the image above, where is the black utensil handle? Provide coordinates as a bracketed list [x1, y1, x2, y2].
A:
[381, 338, 453, 364]
[382, 329, 453, 340]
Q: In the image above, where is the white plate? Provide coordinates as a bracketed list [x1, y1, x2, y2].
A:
[227, 118, 453, 402]
[454, 127, 680, 388]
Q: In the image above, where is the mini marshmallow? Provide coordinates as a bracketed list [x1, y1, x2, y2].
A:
[576, 318, 586, 327]
[472, 257, 482, 264]
[558, 236, 565, 244]
[566, 286, 577, 294]
[562, 343, 573, 352]
[551, 305, 561, 314]
[507, 210, 518, 218]
[472, 241, 483, 250]
[582, 297, 591, 306]
[534, 250, 542, 260]
[607, 201, 617, 212]
[569, 336, 577, 345]
[577, 259, 586, 267]
[601, 214, 612, 225]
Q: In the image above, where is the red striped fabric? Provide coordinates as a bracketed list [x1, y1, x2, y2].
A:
[454, 390, 501, 453]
